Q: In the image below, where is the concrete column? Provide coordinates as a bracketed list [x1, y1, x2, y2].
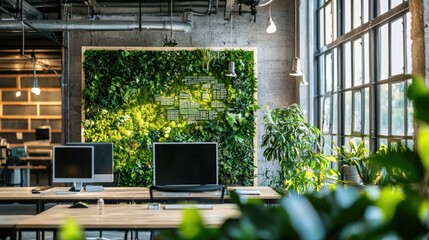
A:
[424, 0, 429, 82]
[409, 0, 427, 146]
[409, 0, 426, 80]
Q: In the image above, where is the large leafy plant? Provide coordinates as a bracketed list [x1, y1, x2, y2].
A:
[82, 49, 257, 186]
[261, 104, 337, 194]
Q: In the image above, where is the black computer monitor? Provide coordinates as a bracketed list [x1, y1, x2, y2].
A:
[66, 142, 114, 183]
[52, 146, 94, 192]
[35, 126, 51, 142]
[153, 142, 218, 186]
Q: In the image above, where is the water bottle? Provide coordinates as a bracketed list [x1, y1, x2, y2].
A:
[97, 198, 104, 215]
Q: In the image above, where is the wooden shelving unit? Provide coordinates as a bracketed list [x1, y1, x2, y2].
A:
[0, 74, 61, 142]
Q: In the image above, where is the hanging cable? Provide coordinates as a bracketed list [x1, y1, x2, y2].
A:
[226, 5, 237, 78]
[170, 0, 173, 40]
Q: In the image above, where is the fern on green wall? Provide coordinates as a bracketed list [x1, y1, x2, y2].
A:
[82, 49, 257, 186]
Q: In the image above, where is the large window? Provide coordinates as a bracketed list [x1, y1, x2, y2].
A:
[315, 0, 412, 157]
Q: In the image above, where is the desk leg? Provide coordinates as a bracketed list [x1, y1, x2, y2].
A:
[37, 200, 42, 213]
[21, 168, 30, 187]
[47, 163, 52, 186]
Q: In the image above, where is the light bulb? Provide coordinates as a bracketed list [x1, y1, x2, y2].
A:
[31, 87, 41, 95]
[266, 17, 277, 34]
[31, 76, 41, 95]
[15, 91, 21, 97]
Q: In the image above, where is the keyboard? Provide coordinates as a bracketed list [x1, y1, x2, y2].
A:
[160, 192, 190, 197]
[163, 204, 213, 210]
[233, 189, 261, 195]
[55, 191, 80, 195]
[31, 186, 54, 194]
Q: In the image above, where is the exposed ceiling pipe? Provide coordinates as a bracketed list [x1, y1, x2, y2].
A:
[3, 0, 43, 20]
[183, 0, 219, 16]
[0, 20, 192, 32]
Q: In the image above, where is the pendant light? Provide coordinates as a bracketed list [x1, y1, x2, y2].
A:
[225, 3, 237, 78]
[31, 54, 41, 95]
[266, 4, 276, 34]
[289, 0, 304, 80]
[15, 79, 22, 97]
[290, 57, 303, 77]
[226, 61, 237, 77]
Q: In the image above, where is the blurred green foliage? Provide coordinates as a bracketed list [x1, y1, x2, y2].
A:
[57, 217, 84, 240]
[165, 76, 429, 239]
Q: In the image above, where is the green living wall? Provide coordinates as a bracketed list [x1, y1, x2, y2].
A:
[82, 48, 258, 186]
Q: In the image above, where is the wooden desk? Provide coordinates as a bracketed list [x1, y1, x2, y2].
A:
[0, 187, 41, 213]
[0, 187, 40, 202]
[16, 204, 240, 232]
[0, 215, 34, 240]
[38, 187, 145, 211]
[0, 186, 280, 213]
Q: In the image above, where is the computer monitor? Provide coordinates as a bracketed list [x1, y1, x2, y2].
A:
[35, 126, 51, 143]
[153, 142, 218, 186]
[52, 146, 94, 192]
[66, 142, 114, 183]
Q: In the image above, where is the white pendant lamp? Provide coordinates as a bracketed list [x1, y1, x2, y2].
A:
[31, 56, 41, 95]
[266, 4, 276, 34]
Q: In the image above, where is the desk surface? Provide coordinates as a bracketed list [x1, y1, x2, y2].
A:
[0, 186, 281, 203]
[0, 215, 34, 228]
[227, 186, 280, 201]
[40, 187, 144, 202]
[0, 187, 39, 201]
[16, 204, 240, 230]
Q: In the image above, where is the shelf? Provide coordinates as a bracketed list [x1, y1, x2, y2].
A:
[0, 74, 62, 140]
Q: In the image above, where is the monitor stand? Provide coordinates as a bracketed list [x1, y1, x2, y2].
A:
[69, 182, 84, 192]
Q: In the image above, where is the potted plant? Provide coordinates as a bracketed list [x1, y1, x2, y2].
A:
[261, 104, 338, 194]
[335, 140, 381, 186]
[335, 140, 365, 185]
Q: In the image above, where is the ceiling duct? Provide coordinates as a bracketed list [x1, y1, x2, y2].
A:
[3, 0, 43, 20]
[237, 0, 273, 7]
[0, 19, 192, 32]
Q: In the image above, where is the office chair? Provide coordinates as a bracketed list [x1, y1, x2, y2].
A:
[149, 185, 225, 203]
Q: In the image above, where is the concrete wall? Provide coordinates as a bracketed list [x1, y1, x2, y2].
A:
[425, 0, 429, 82]
[63, 0, 295, 185]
